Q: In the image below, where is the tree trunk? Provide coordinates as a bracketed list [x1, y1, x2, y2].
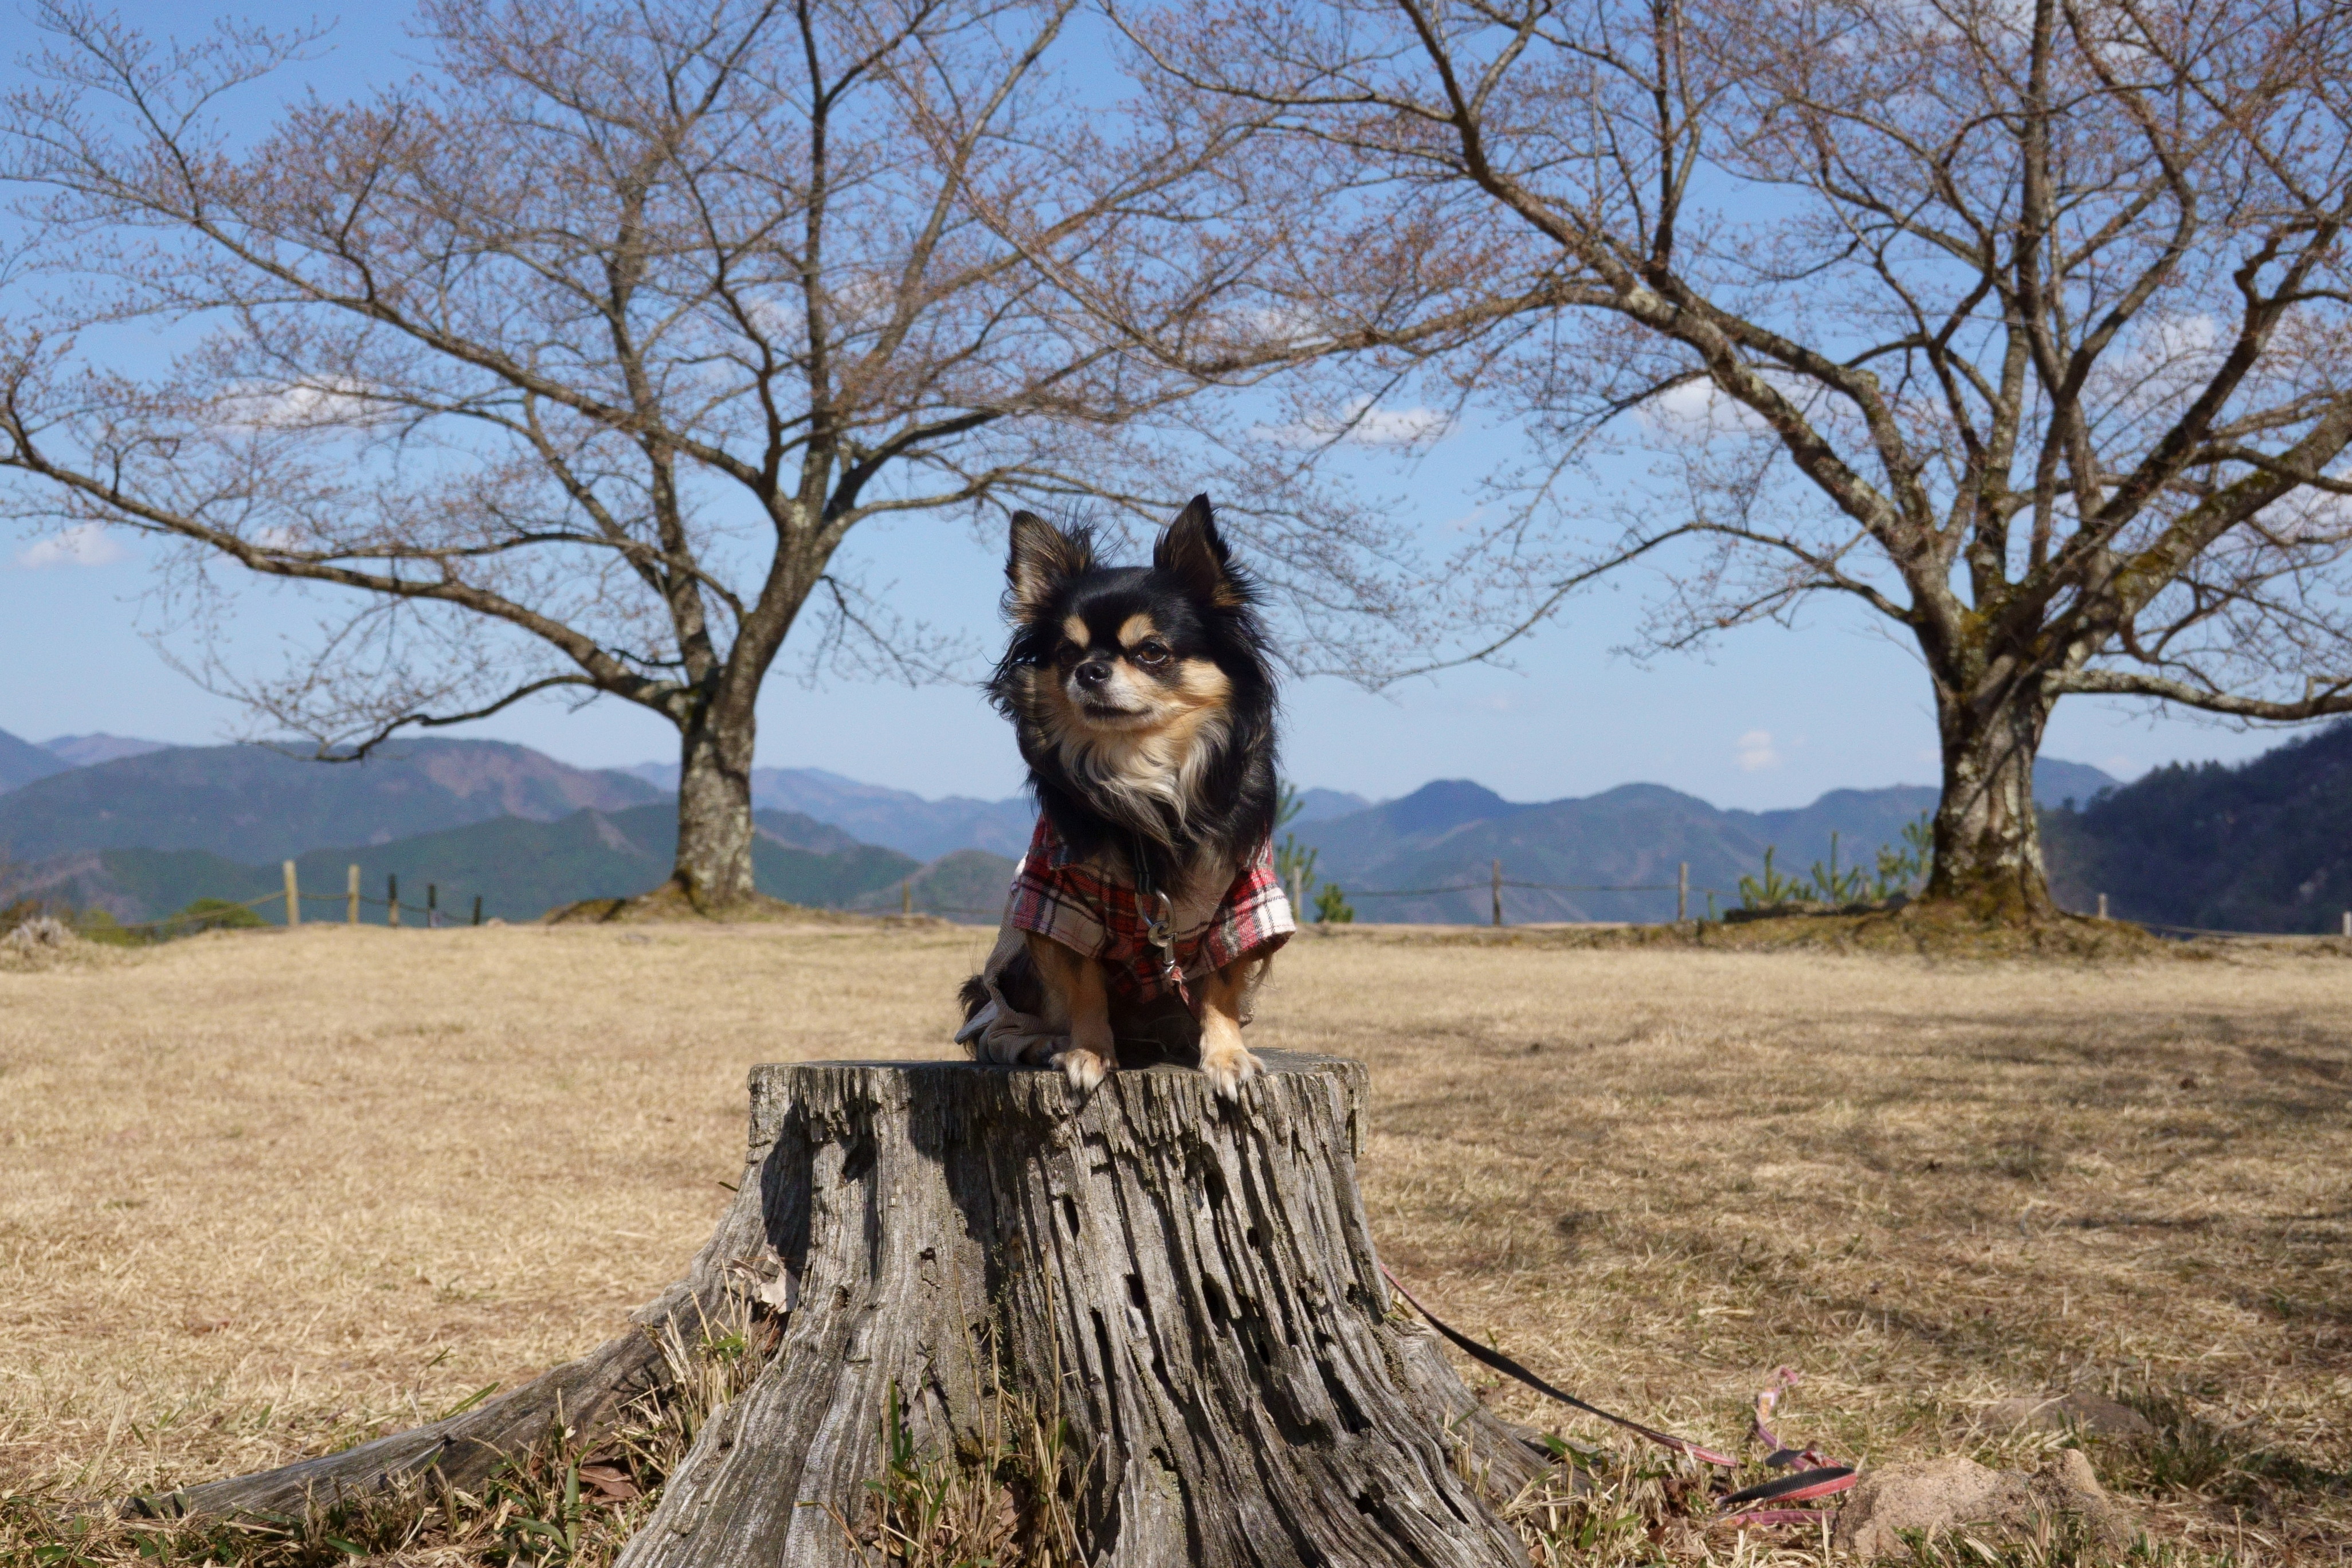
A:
[672, 711, 757, 910]
[1924, 681, 2059, 919]
[144, 1056, 1545, 1564]
[625, 1052, 1539, 1568]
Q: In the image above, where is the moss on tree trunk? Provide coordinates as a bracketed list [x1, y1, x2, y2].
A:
[1924, 684, 2060, 922]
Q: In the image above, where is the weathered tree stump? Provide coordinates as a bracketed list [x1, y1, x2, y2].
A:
[147, 1053, 1544, 1566]
[628, 1053, 1535, 1566]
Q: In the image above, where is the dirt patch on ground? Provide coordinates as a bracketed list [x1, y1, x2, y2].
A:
[2, 926, 2345, 1558]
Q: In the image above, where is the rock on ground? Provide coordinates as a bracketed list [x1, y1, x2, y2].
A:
[2, 915, 77, 952]
[1834, 1451, 2139, 1559]
[1, 915, 85, 967]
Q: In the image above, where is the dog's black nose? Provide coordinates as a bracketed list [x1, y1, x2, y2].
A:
[1075, 658, 1111, 687]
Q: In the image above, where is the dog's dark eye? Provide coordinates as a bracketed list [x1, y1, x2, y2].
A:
[1053, 641, 1083, 668]
[1132, 640, 1171, 669]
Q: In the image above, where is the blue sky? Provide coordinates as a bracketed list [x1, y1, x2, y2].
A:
[0, 2, 2313, 806]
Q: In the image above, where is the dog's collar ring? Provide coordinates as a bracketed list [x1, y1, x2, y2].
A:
[1145, 889, 1175, 951]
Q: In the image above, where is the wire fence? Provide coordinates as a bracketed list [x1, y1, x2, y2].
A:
[67, 887, 289, 938]
[29, 834, 1744, 940]
[47, 852, 2344, 940]
[60, 869, 497, 940]
[305, 886, 490, 926]
[1314, 864, 1742, 928]
[2135, 916, 2352, 940]
[895, 877, 1737, 922]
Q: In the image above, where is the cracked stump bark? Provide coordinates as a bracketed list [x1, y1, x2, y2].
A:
[151, 1052, 1542, 1566]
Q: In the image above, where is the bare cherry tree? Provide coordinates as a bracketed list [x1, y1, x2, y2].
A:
[1133, 0, 2352, 918]
[0, 0, 1483, 911]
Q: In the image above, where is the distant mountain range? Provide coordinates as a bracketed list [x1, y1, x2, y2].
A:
[0, 738, 661, 863]
[15, 715, 2350, 935]
[0, 730, 61, 792]
[620, 763, 1037, 860]
[0, 722, 2158, 928]
[42, 733, 172, 767]
[2045, 719, 2352, 933]
[843, 848, 1021, 918]
[2033, 756, 2126, 809]
[618, 763, 1367, 860]
[0, 731, 180, 791]
[0, 728, 1009, 923]
[1288, 758, 2115, 924]
[5, 803, 925, 926]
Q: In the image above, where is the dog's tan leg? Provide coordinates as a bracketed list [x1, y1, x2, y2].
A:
[1026, 932, 1114, 1093]
[1194, 956, 1266, 1100]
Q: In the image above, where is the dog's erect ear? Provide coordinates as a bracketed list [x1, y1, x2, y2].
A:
[1153, 494, 1240, 607]
[1006, 511, 1093, 619]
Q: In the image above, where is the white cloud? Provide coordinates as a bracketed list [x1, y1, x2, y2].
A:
[1259, 394, 1455, 449]
[1735, 728, 1782, 771]
[217, 377, 383, 431]
[14, 524, 126, 569]
[1638, 377, 1770, 438]
[1222, 303, 1324, 343]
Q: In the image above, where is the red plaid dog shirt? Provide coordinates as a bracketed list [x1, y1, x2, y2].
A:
[1003, 816, 1296, 1006]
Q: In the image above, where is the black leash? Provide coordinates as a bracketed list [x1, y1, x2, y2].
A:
[1380, 1265, 1861, 1525]
[1379, 1264, 1738, 1467]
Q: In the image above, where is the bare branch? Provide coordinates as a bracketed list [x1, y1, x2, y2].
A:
[2057, 665, 2352, 722]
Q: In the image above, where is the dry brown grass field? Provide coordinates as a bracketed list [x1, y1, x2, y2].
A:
[2, 922, 2347, 1561]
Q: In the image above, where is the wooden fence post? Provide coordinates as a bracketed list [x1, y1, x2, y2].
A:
[389, 874, 401, 928]
[347, 864, 360, 926]
[428, 883, 439, 928]
[1677, 861, 1689, 923]
[472, 894, 483, 927]
[2342, 910, 2349, 938]
[2098, 892, 2108, 920]
[283, 861, 299, 928]
[1490, 859, 1502, 928]
[901, 879, 912, 915]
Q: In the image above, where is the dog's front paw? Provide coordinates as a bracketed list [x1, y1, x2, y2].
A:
[1199, 1045, 1260, 1101]
[1014, 1033, 1065, 1067]
[1049, 1046, 1112, 1094]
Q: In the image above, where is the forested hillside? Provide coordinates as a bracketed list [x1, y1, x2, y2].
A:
[5, 805, 920, 925]
[2044, 721, 2352, 932]
[0, 739, 660, 861]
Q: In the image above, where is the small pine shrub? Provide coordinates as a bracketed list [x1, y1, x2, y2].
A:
[166, 897, 272, 935]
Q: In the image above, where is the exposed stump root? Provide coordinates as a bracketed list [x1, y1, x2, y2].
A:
[543, 883, 846, 924]
[134, 1124, 778, 1520]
